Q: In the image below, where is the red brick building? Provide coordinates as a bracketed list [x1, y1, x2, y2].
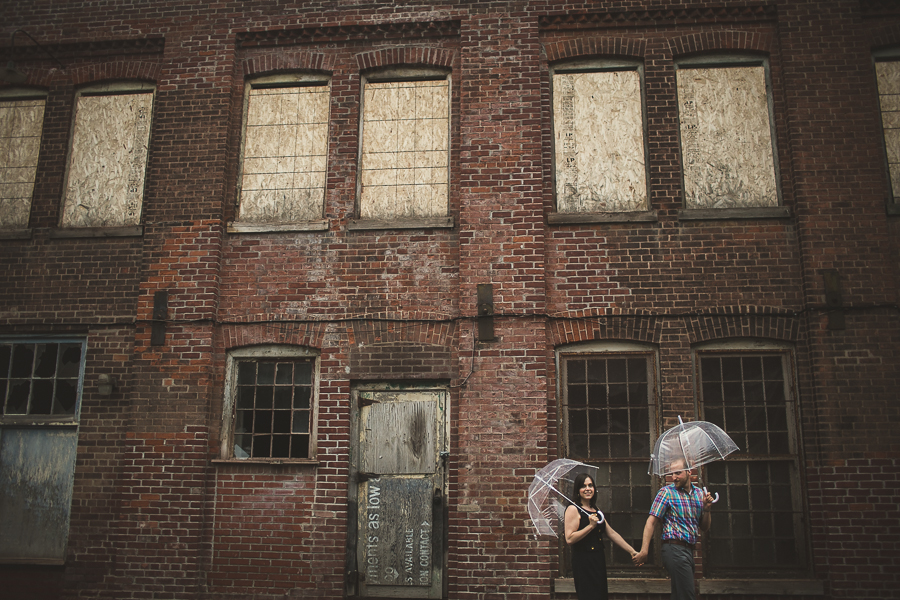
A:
[1, 1, 898, 599]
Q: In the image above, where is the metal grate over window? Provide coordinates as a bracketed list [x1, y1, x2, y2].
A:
[699, 353, 804, 573]
[233, 358, 313, 459]
[563, 354, 654, 569]
[0, 342, 82, 417]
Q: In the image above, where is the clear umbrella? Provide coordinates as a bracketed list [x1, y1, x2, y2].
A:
[649, 416, 739, 502]
[527, 458, 604, 537]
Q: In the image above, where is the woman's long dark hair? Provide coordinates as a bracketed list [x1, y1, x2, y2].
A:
[569, 472, 597, 510]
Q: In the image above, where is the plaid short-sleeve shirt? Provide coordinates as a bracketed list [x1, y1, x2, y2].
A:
[649, 483, 705, 545]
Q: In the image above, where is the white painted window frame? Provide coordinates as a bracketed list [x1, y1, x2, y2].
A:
[219, 344, 320, 463]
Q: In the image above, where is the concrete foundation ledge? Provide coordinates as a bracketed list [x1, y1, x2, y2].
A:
[555, 578, 825, 595]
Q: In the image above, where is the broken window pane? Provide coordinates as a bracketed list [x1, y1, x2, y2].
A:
[360, 78, 449, 219]
[231, 356, 315, 459]
[553, 69, 647, 212]
[0, 95, 45, 229]
[61, 88, 153, 228]
[677, 63, 778, 209]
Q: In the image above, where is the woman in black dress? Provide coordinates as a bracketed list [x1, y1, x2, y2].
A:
[564, 472, 638, 600]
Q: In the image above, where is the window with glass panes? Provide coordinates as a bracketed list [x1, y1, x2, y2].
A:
[0, 338, 85, 564]
[698, 350, 806, 574]
[232, 357, 314, 460]
[561, 351, 655, 569]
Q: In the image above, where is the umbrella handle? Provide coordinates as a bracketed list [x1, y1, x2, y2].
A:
[702, 487, 720, 504]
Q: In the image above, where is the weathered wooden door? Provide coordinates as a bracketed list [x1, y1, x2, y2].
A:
[350, 386, 448, 599]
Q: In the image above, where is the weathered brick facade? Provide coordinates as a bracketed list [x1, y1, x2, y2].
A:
[1, 1, 898, 599]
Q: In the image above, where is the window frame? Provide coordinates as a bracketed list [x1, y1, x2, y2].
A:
[556, 341, 662, 576]
[549, 58, 652, 222]
[352, 66, 454, 230]
[693, 339, 809, 578]
[219, 345, 320, 464]
[59, 81, 155, 233]
[0, 336, 87, 565]
[0, 87, 47, 233]
[674, 54, 784, 218]
[873, 47, 900, 214]
[231, 72, 332, 233]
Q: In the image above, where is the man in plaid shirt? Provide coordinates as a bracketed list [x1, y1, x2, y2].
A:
[632, 459, 714, 600]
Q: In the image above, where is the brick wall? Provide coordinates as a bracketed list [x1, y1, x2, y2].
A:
[1, 1, 899, 599]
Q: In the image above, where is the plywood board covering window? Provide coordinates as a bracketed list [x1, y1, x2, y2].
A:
[62, 90, 152, 227]
[677, 65, 778, 209]
[876, 60, 900, 203]
[360, 79, 449, 219]
[239, 84, 329, 223]
[0, 97, 45, 229]
[553, 70, 647, 212]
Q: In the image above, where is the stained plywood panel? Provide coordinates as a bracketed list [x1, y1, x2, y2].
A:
[876, 60, 900, 202]
[677, 66, 778, 209]
[359, 477, 434, 587]
[360, 80, 448, 219]
[554, 71, 647, 212]
[360, 393, 436, 475]
[0, 99, 45, 229]
[61, 92, 152, 227]
[239, 85, 329, 223]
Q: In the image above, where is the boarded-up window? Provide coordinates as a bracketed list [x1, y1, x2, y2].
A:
[238, 78, 330, 223]
[677, 61, 778, 209]
[359, 77, 449, 219]
[0, 338, 85, 564]
[559, 345, 657, 572]
[875, 57, 900, 204]
[553, 66, 647, 212]
[0, 93, 45, 229]
[697, 347, 806, 575]
[222, 346, 318, 461]
[61, 85, 153, 228]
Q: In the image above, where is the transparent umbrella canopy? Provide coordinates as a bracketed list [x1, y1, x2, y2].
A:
[527, 458, 604, 538]
[649, 416, 739, 476]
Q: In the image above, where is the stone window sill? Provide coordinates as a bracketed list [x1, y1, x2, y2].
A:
[227, 220, 329, 233]
[49, 226, 143, 238]
[548, 210, 658, 224]
[347, 216, 454, 230]
[0, 228, 32, 240]
[678, 207, 791, 220]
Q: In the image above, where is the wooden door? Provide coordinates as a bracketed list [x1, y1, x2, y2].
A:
[350, 386, 447, 599]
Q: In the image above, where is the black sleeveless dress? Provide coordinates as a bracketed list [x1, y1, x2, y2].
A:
[570, 509, 607, 600]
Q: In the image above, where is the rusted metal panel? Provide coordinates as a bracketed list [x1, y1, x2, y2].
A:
[360, 80, 449, 219]
[61, 91, 152, 228]
[677, 65, 778, 209]
[554, 70, 647, 212]
[876, 60, 900, 201]
[0, 428, 78, 564]
[0, 98, 45, 229]
[238, 85, 329, 223]
[359, 477, 434, 587]
[359, 392, 437, 475]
